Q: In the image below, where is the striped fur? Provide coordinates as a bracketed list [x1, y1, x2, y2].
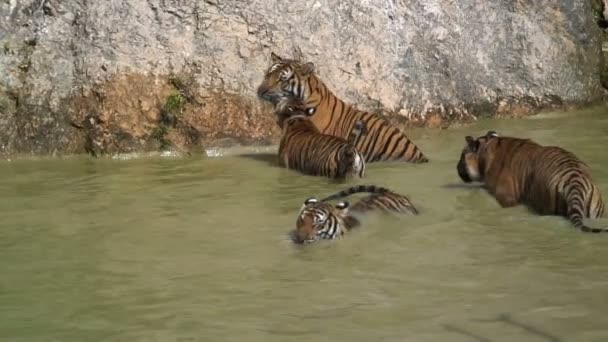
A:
[457, 131, 606, 233]
[321, 184, 418, 215]
[277, 98, 366, 179]
[291, 185, 418, 244]
[292, 199, 359, 244]
[257, 52, 428, 163]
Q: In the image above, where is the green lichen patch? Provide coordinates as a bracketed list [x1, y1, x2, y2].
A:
[163, 93, 185, 115]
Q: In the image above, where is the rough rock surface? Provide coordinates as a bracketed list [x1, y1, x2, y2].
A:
[0, 0, 604, 157]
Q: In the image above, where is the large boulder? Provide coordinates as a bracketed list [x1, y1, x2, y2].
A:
[0, 0, 604, 156]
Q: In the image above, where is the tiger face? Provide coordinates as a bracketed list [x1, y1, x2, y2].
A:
[256, 52, 315, 105]
[457, 131, 499, 183]
[274, 98, 311, 128]
[291, 198, 354, 244]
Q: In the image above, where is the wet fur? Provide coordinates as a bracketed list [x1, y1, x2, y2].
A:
[258, 52, 428, 163]
[292, 185, 417, 244]
[457, 132, 606, 233]
[293, 201, 360, 244]
[276, 98, 366, 179]
[321, 184, 419, 215]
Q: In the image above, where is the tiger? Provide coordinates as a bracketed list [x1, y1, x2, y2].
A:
[291, 185, 418, 244]
[257, 51, 428, 164]
[276, 97, 367, 179]
[457, 131, 607, 233]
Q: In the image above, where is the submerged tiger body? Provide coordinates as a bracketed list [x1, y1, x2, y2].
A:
[276, 98, 366, 179]
[321, 184, 419, 215]
[257, 52, 428, 164]
[457, 131, 606, 233]
[292, 185, 418, 244]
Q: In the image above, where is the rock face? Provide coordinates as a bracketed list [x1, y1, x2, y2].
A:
[0, 0, 604, 157]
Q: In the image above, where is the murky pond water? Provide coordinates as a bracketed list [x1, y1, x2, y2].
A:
[1, 106, 607, 342]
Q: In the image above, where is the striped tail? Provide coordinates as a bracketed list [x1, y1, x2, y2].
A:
[321, 185, 390, 202]
[568, 211, 608, 233]
[566, 187, 608, 233]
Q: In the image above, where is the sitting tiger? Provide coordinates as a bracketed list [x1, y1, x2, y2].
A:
[276, 98, 367, 179]
[457, 131, 607, 233]
[257, 51, 428, 164]
[291, 185, 418, 244]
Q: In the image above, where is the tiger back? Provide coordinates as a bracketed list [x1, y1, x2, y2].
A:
[276, 98, 366, 179]
[257, 52, 428, 164]
[321, 184, 419, 215]
[457, 131, 606, 233]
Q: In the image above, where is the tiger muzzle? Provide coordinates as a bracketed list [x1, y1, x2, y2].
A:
[457, 158, 472, 183]
[290, 231, 315, 244]
[289, 230, 305, 244]
[256, 86, 270, 100]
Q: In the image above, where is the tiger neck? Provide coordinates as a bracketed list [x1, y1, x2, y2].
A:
[482, 138, 536, 192]
[303, 75, 354, 132]
[286, 119, 319, 134]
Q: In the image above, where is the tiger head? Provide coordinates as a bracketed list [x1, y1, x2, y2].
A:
[291, 198, 359, 244]
[274, 97, 312, 129]
[256, 52, 316, 105]
[457, 130, 499, 183]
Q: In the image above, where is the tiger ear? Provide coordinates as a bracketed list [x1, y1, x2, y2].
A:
[486, 131, 499, 138]
[304, 197, 318, 205]
[465, 136, 475, 146]
[300, 62, 315, 76]
[270, 52, 283, 64]
[335, 201, 350, 215]
[301, 197, 318, 211]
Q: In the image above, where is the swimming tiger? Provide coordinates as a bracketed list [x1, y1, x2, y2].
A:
[257, 52, 428, 164]
[457, 131, 607, 233]
[276, 98, 366, 179]
[291, 185, 418, 244]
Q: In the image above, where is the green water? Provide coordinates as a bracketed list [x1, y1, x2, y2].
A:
[1, 107, 607, 342]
